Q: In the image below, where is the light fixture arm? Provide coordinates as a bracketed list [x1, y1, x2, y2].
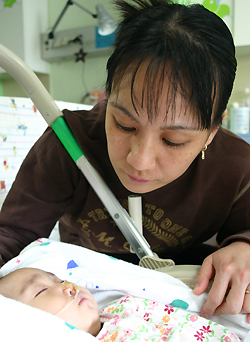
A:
[72, 1, 97, 18]
[48, 0, 97, 40]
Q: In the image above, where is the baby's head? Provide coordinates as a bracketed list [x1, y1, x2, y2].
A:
[0, 267, 101, 335]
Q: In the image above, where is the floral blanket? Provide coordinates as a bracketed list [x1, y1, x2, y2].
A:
[97, 295, 240, 342]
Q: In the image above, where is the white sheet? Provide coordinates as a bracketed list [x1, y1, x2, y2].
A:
[0, 238, 250, 341]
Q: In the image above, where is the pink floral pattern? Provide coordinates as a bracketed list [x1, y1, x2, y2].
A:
[200, 325, 212, 334]
[164, 305, 174, 314]
[190, 314, 199, 322]
[97, 295, 241, 342]
[194, 331, 205, 341]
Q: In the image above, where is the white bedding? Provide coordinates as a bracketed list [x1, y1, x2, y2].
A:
[0, 238, 250, 342]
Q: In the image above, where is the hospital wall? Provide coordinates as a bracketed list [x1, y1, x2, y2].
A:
[0, 0, 249, 106]
[0, 0, 117, 104]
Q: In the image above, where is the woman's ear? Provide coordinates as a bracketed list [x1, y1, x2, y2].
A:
[206, 109, 227, 146]
[222, 109, 228, 122]
[206, 128, 218, 146]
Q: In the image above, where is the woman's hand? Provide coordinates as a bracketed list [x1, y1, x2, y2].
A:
[193, 241, 250, 322]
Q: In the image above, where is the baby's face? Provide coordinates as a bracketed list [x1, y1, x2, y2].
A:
[0, 268, 100, 335]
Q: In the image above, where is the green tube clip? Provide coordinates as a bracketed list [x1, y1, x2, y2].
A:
[52, 117, 83, 162]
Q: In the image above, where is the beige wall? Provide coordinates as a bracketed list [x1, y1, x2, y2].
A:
[1, 0, 115, 103]
[230, 55, 250, 105]
[48, 0, 117, 103]
[1, 73, 50, 98]
[1, 0, 250, 107]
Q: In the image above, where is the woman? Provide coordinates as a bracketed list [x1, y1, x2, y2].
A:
[1, 0, 250, 321]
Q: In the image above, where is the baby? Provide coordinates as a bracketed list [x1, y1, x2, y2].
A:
[0, 267, 242, 342]
[0, 267, 101, 336]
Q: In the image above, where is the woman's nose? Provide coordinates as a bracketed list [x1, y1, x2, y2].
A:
[127, 137, 156, 171]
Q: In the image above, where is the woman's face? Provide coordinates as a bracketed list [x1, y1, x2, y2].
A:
[0, 268, 100, 336]
[105, 66, 218, 194]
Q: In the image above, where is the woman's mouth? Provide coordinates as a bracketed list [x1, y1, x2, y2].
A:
[128, 174, 149, 184]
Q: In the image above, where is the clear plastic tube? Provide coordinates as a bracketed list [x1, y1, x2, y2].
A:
[55, 281, 80, 316]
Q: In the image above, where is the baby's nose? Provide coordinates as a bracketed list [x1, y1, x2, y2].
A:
[60, 280, 79, 298]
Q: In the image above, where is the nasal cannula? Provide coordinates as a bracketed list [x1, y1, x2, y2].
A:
[56, 281, 80, 316]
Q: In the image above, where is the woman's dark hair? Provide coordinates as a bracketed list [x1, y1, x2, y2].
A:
[106, 0, 237, 129]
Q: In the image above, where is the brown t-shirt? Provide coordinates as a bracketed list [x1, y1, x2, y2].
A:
[1, 99, 250, 264]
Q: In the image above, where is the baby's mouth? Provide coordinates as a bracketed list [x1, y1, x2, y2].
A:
[78, 296, 86, 305]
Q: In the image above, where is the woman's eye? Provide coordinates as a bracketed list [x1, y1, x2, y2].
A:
[35, 288, 48, 297]
[115, 120, 135, 132]
[163, 138, 184, 147]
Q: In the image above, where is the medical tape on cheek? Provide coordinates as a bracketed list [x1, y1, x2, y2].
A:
[55, 281, 80, 316]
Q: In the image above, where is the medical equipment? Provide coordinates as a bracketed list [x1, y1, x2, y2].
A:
[0, 43, 202, 287]
[56, 281, 80, 316]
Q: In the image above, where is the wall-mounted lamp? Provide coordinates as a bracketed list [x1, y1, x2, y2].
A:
[48, 1, 117, 40]
[41, 1, 117, 62]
